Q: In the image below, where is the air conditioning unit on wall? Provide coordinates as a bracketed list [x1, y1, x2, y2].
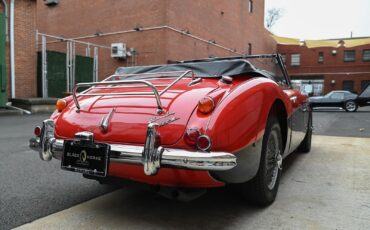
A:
[111, 43, 127, 59]
[44, 0, 59, 6]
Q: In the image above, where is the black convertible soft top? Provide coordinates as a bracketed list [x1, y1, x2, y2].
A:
[115, 59, 262, 78]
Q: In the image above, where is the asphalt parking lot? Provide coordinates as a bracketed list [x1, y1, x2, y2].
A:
[312, 107, 370, 138]
[1, 107, 370, 229]
[16, 135, 370, 230]
[0, 114, 116, 230]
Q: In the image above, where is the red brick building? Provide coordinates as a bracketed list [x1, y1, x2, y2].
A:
[276, 36, 370, 95]
[36, 0, 276, 84]
[0, 0, 37, 105]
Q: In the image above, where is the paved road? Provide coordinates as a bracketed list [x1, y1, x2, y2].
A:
[0, 114, 115, 230]
[312, 106, 370, 138]
[1, 107, 370, 229]
[16, 136, 370, 230]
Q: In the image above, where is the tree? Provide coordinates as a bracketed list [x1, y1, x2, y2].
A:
[265, 8, 283, 30]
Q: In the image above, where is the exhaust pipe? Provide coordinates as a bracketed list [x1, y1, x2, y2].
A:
[156, 187, 207, 202]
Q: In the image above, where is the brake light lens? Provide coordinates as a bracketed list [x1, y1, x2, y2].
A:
[56, 99, 67, 112]
[197, 135, 212, 151]
[198, 97, 215, 114]
[34, 126, 42, 137]
[184, 128, 200, 146]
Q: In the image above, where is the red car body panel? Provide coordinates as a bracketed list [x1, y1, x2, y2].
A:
[54, 78, 218, 145]
[109, 162, 224, 188]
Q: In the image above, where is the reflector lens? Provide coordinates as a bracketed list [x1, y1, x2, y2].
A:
[56, 99, 67, 112]
[197, 135, 211, 151]
[198, 97, 215, 114]
[184, 128, 200, 146]
[34, 126, 42, 137]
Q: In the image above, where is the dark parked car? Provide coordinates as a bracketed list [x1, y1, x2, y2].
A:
[309, 85, 370, 112]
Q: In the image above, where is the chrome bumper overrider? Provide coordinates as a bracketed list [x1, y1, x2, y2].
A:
[29, 119, 237, 176]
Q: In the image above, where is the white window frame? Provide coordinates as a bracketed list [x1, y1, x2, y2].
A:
[344, 50, 356, 62]
[363, 49, 370, 61]
[291, 54, 300, 66]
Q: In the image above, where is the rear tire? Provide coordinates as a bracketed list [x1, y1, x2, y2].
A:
[344, 100, 358, 112]
[297, 111, 312, 153]
[240, 116, 283, 206]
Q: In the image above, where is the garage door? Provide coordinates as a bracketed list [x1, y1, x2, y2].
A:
[37, 51, 94, 98]
[0, 13, 6, 107]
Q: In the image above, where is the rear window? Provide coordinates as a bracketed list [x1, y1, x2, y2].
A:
[360, 85, 370, 97]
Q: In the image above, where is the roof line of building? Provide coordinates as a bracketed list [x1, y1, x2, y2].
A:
[272, 34, 370, 48]
[325, 36, 370, 41]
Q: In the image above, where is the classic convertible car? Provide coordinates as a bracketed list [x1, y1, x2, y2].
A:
[29, 54, 312, 205]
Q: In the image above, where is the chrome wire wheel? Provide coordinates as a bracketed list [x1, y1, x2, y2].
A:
[345, 101, 357, 112]
[266, 131, 282, 190]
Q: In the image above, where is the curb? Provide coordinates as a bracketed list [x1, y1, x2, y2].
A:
[0, 109, 24, 116]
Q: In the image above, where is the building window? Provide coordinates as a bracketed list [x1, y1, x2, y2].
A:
[343, 80, 354, 92]
[248, 43, 252, 55]
[363, 50, 370, 61]
[248, 0, 253, 13]
[318, 52, 324, 63]
[291, 54, 300, 66]
[344, 50, 355, 62]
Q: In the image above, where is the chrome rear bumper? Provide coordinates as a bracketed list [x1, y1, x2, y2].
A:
[29, 119, 237, 176]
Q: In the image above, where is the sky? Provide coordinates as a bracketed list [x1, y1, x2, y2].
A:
[265, 0, 370, 40]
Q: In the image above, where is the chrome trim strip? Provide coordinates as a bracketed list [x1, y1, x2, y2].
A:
[74, 131, 94, 142]
[29, 120, 237, 175]
[30, 138, 236, 172]
[142, 123, 163, 175]
[99, 108, 115, 133]
[39, 119, 55, 161]
[197, 135, 212, 152]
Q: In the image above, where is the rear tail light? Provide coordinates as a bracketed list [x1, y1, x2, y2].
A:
[184, 128, 200, 146]
[56, 99, 67, 112]
[34, 126, 42, 137]
[197, 135, 212, 151]
[198, 97, 215, 114]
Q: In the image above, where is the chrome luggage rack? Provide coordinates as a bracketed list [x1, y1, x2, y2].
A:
[72, 70, 195, 113]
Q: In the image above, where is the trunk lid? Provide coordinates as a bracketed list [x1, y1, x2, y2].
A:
[55, 78, 218, 145]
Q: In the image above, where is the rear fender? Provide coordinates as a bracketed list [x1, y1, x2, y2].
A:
[207, 78, 291, 183]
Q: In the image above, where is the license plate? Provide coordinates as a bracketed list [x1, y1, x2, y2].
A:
[61, 141, 109, 177]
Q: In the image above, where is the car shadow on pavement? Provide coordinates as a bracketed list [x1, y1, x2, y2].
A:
[72, 152, 307, 229]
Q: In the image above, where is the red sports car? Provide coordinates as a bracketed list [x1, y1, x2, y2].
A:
[30, 54, 312, 205]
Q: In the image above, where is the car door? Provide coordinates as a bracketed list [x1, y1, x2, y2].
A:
[274, 55, 309, 154]
[288, 89, 309, 152]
